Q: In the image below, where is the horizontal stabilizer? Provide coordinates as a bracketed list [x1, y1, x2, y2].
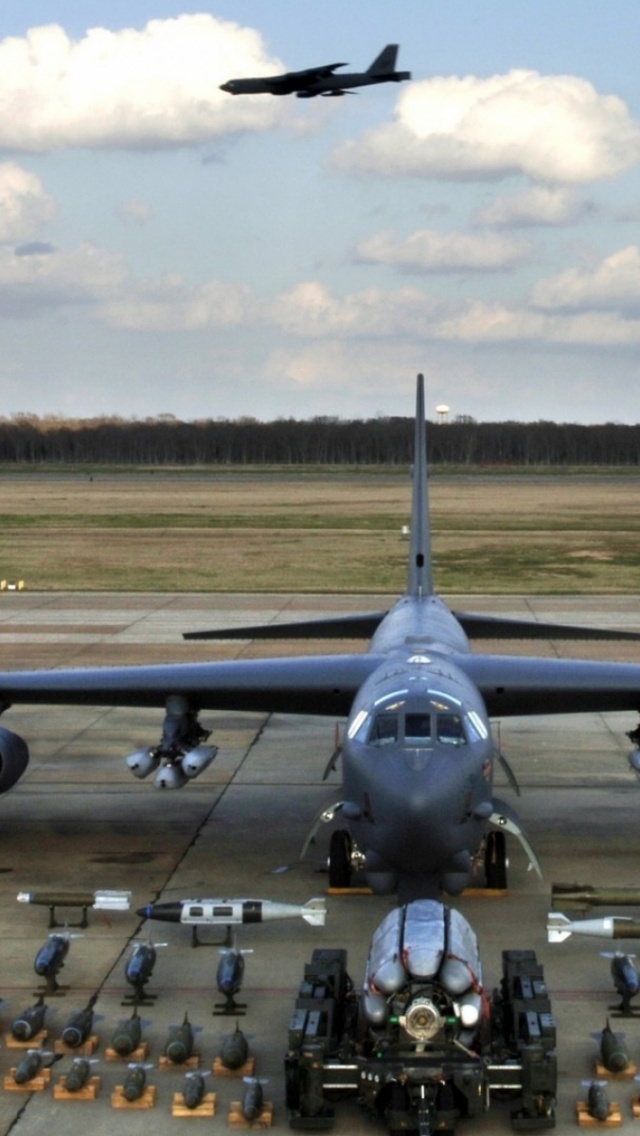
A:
[302, 898, 327, 926]
[184, 611, 387, 641]
[454, 611, 640, 641]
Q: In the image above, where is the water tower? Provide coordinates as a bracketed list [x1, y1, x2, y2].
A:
[435, 403, 450, 424]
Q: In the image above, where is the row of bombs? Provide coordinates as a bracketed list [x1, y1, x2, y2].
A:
[577, 1019, 640, 1124]
[35, 932, 247, 1012]
[7, 996, 262, 1113]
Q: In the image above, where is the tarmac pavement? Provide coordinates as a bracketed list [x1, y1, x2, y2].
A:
[0, 592, 638, 1133]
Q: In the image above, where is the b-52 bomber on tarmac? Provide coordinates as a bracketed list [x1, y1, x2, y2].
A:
[220, 43, 410, 98]
[2, 377, 640, 899]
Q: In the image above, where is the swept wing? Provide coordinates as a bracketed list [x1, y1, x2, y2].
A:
[1, 651, 640, 719]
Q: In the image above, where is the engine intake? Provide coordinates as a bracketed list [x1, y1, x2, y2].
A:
[0, 726, 29, 793]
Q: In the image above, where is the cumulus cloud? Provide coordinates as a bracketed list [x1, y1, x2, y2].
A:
[475, 186, 597, 227]
[117, 198, 153, 224]
[434, 300, 640, 346]
[99, 276, 255, 330]
[354, 227, 530, 273]
[0, 16, 286, 152]
[269, 280, 640, 350]
[0, 162, 54, 242]
[333, 70, 640, 184]
[531, 245, 640, 315]
[0, 241, 126, 316]
[265, 340, 440, 392]
[270, 280, 448, 338]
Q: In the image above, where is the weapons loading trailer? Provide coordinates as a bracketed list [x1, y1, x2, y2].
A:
[284, 943, 556, 1136]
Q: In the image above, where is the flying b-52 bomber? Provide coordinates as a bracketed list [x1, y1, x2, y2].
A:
[1, 376, 640, 899]
[220, 43, 410, 98]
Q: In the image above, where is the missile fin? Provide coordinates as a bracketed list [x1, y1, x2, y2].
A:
[301, 898, 327, 927]
[547, 913, 572, 943]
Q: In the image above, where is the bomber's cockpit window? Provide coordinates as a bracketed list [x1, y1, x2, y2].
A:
[369, 713, 399, 745]
[437, 713, 466, 745]
[404, 713, 432, 746]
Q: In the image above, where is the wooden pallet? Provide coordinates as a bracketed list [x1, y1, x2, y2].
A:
[160, 1052, 200, 1070]
[4, 1029, 48, 1049]
[326, 887, 372, 896]
[4, 1068, 52, 1092]
[111, 1084, 157, 1109]
[228, 1101, 273, 1129]
[104, 1042, 149, 1062]
[213, 1056, 255, 1077]
[576, 1101, 622, 1127]
[172, 1091, 216, 1118]
[594, 1061, 637, 1080]
[54, 1034, 98, 1056]
[54, 1075, 101, 1100]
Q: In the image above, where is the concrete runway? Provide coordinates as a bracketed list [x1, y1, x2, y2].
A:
[0, 592, 639, 1134]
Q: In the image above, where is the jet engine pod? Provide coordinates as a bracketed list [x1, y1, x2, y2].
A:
[154, 762, 188, 790]
[181, 744, 218, 780]
[0, 726, 29, 793]
[125, 747, 160, 780]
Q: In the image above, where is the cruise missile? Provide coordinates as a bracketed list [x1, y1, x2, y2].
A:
[548, 913, 640, 943]
[137, 897, 326, 928]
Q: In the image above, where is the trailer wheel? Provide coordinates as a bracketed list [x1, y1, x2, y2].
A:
[485, 830, 507, 889]
[329, 829, 352, 888]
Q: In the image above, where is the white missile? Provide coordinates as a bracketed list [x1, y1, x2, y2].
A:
[138, 897, 326, 927]
[548, 912, 640, 943]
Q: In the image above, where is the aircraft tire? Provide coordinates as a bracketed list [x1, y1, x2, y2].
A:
[328, 830, 352, 888]
[485, 830, 507, 889]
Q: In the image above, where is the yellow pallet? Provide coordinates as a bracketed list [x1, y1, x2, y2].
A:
[111, 1085, 157, 1109]
[172, 1091, 216, 1118]
[228, 1101, 273, 1129]
[54, 1074, 101, 1100]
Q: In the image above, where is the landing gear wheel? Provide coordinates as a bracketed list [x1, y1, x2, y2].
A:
[329, 829, 353, 888]
[485, 830, 507, 890]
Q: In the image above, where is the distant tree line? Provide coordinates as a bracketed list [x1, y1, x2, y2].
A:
[1, 413, 640, 466]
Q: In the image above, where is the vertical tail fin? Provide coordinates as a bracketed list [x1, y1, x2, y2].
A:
[366, 44, 399, 75]
[407, 373, 434, 598]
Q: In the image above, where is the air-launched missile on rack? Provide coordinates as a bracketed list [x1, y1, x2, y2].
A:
[137, 896, 326, 928]
[548, 913, 640, 943]
[552, 883, 640, 910]
[18, 889, 131, 911]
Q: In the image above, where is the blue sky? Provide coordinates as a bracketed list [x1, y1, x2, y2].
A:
[1, 2, 640, 423]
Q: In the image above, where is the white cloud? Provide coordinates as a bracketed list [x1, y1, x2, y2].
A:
[270, 280, 446, 338]
[0, 241, 125, 315]
[531, 245, 640, 314]
[99, 276, 255, 330]
[269, 281, 640, 350]
[475, 185, 597, 227]
[117, 198, 153, 224]
[265, 341, 442, 393]
[0, 16, 286, 152]
[0, 162, 54, 241]
[354, 227, 530, 272]
[333, 70, 640, 184]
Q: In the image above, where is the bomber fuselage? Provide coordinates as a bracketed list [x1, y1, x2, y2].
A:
[343, 594, 494, 897]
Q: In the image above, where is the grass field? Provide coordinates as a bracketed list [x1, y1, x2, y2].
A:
[0, 469, 638, 593]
